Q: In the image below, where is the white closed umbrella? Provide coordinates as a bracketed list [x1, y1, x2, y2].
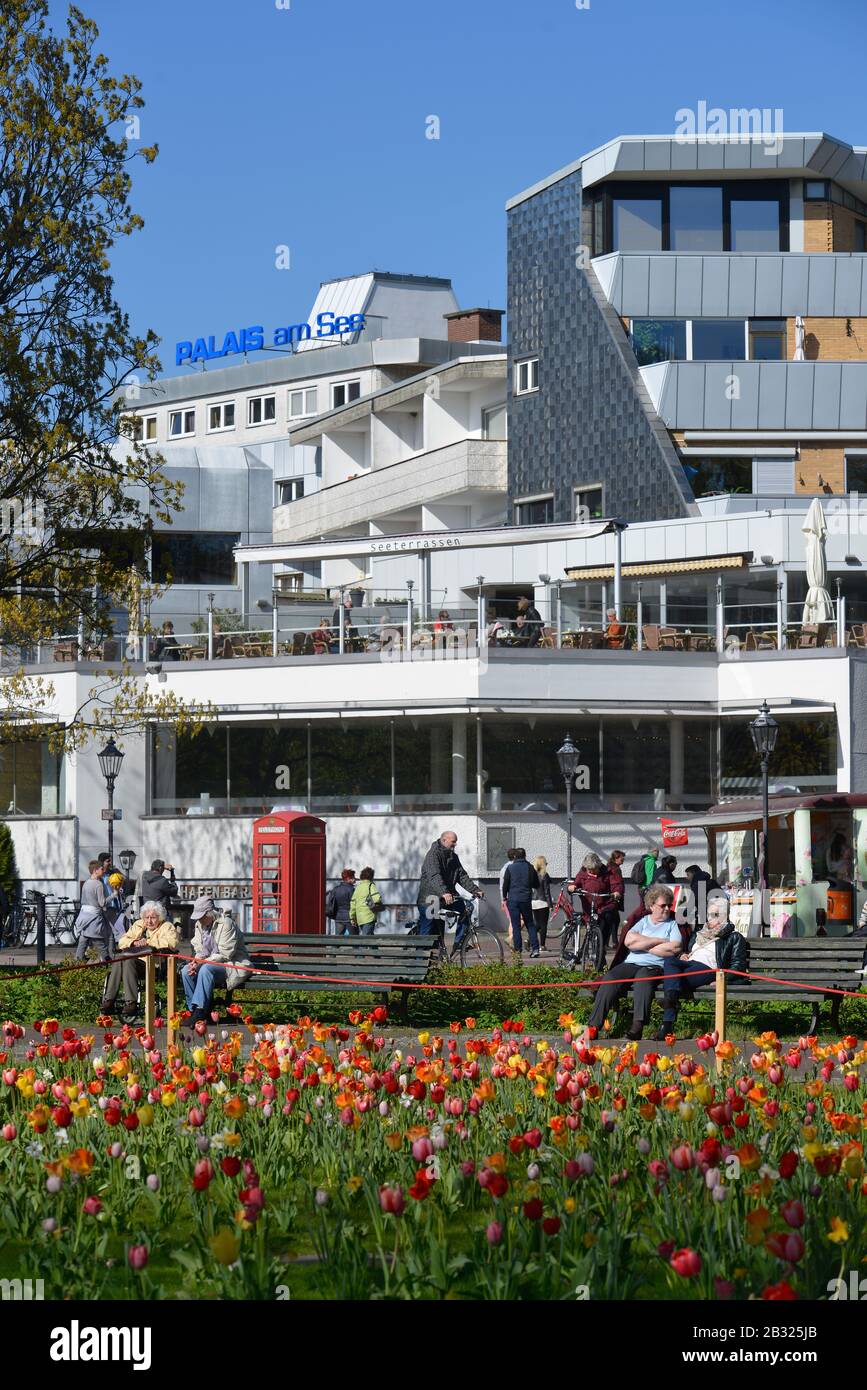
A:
[793, 315, 806, 361]
[801, 497, 834, 623]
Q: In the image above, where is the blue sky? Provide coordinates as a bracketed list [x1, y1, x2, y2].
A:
[50, 0, 867, 378]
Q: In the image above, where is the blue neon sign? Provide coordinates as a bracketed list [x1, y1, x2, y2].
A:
[175, 311, 366, 367]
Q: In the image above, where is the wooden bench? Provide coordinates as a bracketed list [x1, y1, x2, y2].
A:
[612, 937, 865, 1036]
[229, 933, 439, 1021]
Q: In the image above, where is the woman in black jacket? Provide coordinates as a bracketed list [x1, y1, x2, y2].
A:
[653, 898, 746, 1039]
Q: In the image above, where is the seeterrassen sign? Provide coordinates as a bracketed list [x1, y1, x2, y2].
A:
[175, 312, 366, 367]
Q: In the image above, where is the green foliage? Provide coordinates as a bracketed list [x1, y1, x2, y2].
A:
[0, 823, 21, 903]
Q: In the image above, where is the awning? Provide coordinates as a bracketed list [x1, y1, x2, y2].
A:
[564, 553, 750, 582]
[666, 808, 794, 834]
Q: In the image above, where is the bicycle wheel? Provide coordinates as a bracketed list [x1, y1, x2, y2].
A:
[559, 924, 579, 969]
[580, 922, 606, 974]
[18, 906, 37, 946]
[57, 909, 78, 947]
[459, 926, 504, 968]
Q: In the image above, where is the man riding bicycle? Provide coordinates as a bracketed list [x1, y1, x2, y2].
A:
[417, 831, 485, 958]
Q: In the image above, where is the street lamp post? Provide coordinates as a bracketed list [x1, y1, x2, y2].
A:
[97, 737, 125, 868]
[556, 734, 581, 883]
[749, 700, 779, 927]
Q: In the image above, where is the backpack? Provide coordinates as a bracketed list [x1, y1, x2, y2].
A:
[630, 858, 647, 887]
[325, 888, 337, 919]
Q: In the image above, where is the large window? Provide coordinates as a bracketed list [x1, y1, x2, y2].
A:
[669, 186, 723, 252]
[514, 495, 553, 525]
[691, 319, 746, 361]
[0, 739, 61, 815]
[311, 724, 391, 813]
[331, 380, 361, 409]
[574, 485, 604, 521]
[596, 180, 787, 255]
[152, 532, 239, 586]
[846, 456, 867, 492]
[207, 401, 235, 433]
[721, 716, 836, 798]
[289, 387, 318, 419]
[683, 456, 753, 496]
[277, 478, 304, 505]
[630, 319, 687, 366]
[730, 198, 782, 251]
[612, 195, 663, 251]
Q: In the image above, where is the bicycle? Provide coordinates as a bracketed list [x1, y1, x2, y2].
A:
[553, 884, 607, 973]
[408, 897, 504, 968]
[17, 896, 79, 947]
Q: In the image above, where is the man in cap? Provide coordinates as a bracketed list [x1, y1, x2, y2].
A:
[181, 894, 252, 1025]
[140, 859, 178, 911]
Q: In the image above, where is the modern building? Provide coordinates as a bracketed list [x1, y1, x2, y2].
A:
[7, 135, 867, 935]
[114, 273, 502, 630]
[507, 132, 867, 524]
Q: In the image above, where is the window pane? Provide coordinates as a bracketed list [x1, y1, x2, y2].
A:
[264, 395, 276, 421]
[311, 723, 391, 813]
[209, 406, 220, 429]
[631, 319, 687, 366]
[612, 197, 663, 251]
[185, 412, 195, 432]
[394, 721, 476, 812]
[575, 487, 604, 520]
[516, 497, 552, 525]
[749, 318, 786, 361]
[855, 223, 867, 253]
[224, 403, 234, 427]
[169, 413, 181, 437]
[483, 719, 598, 811]
[721, 716, 835, 799]
[229, 725, 307, 814]
[692, 320, 746, 360]
[601, 718, 714, 811]
[152, 532, 239, 585]
[682, 456, 752, 496]
[348, 381, 361, 402]
[304, 388, 317, 413]
[730, 199, 781, 251]
[146, 417, 156, 440]
[669, 186, 723, 251]
[154, 726, 228, 815]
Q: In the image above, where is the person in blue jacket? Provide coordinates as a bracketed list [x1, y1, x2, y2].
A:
[502, 847, 541, 959]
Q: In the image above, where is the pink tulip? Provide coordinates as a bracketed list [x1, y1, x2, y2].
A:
[187, 1107, 205, 1128]
[670, 1144, 694, 1171]
[781, 1199, 805, 1229]
[486, 1221, 503, 1245]
[379, 1184, 405, 1215]
[82, 1196, 103, 1216]
[1, 1124, 16, 1141]
[128, 1244, 149, 1270]
[146, 1174, 160, 1191]
[844, 1073, 859, 1093]
[1, 1068, 17, 1086]
[412, 1138, 432, 1163]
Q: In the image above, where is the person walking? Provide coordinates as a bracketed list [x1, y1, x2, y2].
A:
[74, 860, 110, 960]
[181, 895, 251, 1025]
[503, 848, 540, 960]
[349, 867, 383, 936]
[630, 845, 660, 890]
[141, 860, 178, 912]
[531, 855, 553, 952]
[653, 854, 678, 884]
[585, 885, 682, 1041]
[326, 869, 357, 935]
[417, 831, 484, 952]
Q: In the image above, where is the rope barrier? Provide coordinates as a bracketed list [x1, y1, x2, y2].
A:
[2, 949, 864, 998]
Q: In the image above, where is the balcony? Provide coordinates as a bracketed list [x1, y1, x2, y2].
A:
[594, 251, 867, 320]
[273, 437, 507, 542]
[641, 359, 867, 431]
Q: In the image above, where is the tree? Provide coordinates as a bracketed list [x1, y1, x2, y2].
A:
[0, 2, 204, 749]
[0, 821, 22, 904]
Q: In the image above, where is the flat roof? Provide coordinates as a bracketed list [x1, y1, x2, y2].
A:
[507, 132, 867, 209]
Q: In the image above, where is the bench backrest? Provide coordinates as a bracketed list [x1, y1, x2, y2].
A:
[242, 932, 436, 982]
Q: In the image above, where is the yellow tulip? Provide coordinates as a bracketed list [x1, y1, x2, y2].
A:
[136, 1104, 154, 1127]
[827, 1217, 849, 1244]
[210, 1227, 240, 1265]
[160, 1089, 177, 1108]
[192, 1048, 207, 1066]
[417, 1032, 430, 1045]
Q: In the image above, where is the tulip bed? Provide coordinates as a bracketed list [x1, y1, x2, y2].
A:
[1, 1010, 866, 1300]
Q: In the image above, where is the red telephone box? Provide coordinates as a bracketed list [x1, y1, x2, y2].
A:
[252, 812, 326, 934]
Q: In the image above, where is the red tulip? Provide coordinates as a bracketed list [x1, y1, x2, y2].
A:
[51, 1105, 72, 1128]
[522, 1198, 543, 1221]
[844, 1073, 859, 1093]
[780, 1199, 805, 1229]
[122, 1112, 139, 1131]
[379, 1184, 405, 1215]
[765, 1231, 804, 1263]
[192, 1158, 215, 1191]
[779, 1151, 799, 1179]
[762, 1280, 798, 1300]
[220, 1156, 241, 1178]
[489, 1173, 509, 1199]
[82, 1196, 103, 1216]
[542, 1216, 561, 1236]
[523, 1128, 542, 1150]
[670, 1247, 701, 1278]
[670, 1144, 694, 1171]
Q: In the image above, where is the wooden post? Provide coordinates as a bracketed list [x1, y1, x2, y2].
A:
[144, 953, 156, 1035]
[166, 954, 177, 1034]
[714, 969, 727, 1071]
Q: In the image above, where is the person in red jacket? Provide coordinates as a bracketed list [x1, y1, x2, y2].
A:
[572, 853, 619, 948]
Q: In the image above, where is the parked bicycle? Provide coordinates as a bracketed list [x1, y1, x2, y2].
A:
[17, 896, 79, 948]
[552, 883, 606, 972]
[408, 897, 504, 968]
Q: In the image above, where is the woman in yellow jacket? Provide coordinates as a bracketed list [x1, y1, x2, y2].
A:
[349, 866, 383, 936]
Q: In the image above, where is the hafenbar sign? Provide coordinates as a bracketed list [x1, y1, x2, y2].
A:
[176, 312, 366, 367]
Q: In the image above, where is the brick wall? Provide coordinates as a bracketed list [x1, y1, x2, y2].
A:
[786, 316, 867, 360]
[802, 201, 866, 252]
[796, 445, 846, 494]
